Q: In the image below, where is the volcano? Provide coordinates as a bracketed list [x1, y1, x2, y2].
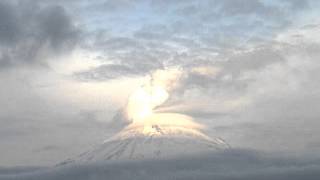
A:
[61, 113, 229, 165]
[60, 74, 230, 165]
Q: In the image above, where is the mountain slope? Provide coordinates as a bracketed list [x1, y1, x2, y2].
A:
[60, 113, 230, 165]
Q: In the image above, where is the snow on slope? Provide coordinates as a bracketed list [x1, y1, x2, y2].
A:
[60, 113, 230, 165]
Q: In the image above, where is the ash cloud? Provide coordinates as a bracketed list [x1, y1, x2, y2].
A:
[0, 0, 80, 68]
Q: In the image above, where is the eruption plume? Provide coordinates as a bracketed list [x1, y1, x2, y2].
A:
[126, 67, 183, 124]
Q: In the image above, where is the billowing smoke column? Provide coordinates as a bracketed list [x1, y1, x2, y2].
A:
[121, 67, 212, 135]
[126, 68, 182, 124]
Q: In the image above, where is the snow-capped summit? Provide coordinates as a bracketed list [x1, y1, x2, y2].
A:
[61, 113, 229, 165]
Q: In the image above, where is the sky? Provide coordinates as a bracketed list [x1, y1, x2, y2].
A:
[1, 0, 320, 171]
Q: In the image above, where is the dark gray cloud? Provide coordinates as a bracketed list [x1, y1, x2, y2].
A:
[74, 35, 165, 81]
[74, 60, 163, 81]
[1, 150, 320, 180]
[74, 64, 144, 81]
[0, 0, 80, 68]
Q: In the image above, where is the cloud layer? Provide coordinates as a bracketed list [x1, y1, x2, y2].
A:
[1, 150, 320, 180]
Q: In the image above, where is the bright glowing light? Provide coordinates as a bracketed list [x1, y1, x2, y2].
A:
[126, 67, 188, 125]
[150, 85, 169, 108]
[126, 85, 169, 123]
[126, 87, 153, 122]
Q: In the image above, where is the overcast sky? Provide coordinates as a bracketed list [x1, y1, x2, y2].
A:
[1, 0, 320, 168]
